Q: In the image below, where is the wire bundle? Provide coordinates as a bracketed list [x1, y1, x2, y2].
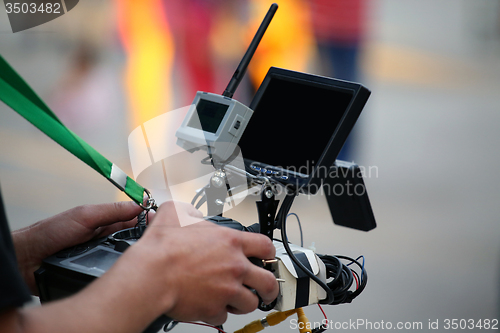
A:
[278, 191, 367, 306]
[317, 254, 366, 305]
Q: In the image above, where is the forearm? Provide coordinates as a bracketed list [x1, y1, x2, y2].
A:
[4, 289, 161, 333]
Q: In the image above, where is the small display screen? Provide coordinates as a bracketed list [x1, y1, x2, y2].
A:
[71, 250, 120, 271]
[187, 99, 229, 133]
[239, 74, 354, 176]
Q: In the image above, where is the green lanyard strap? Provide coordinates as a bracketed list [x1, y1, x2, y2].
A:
[0, 55, 151, 209]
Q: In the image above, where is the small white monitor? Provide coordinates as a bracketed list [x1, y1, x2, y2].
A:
[175, 91, 253, 162]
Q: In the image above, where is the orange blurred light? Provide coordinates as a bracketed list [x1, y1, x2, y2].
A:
[247, 0, 316, 88]
[115, 0, 174, 128]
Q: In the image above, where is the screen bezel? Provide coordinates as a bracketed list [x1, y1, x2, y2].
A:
[242, 67, 371, 194]
[176, 92, 235, 147]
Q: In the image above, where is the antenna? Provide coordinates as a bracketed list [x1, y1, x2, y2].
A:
[222, 3, 278, 99]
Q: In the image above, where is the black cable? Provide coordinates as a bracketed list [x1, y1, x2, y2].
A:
[318, 254, 367, 304]
[275, 188, 367, 306]
[274, 191, 291, 230]
[263, 200, 368, 307]
[312, 324, 328, 333]
[319, 255, 346, 304]
[278, 192, 335, 305]
[336, 255, 367, 301]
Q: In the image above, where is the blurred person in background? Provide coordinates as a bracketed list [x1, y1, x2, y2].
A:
[49, 42, 121, 139]
[163, 0, 317, 105]
[209, 0, 252, 102]
[247, 0, 316, 92]
[163, 0, 217, 104]
[309, 0, 367, 82]
[309, 0, 369, 161]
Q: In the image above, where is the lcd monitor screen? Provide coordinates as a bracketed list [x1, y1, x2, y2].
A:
[238, 67, 370, 191]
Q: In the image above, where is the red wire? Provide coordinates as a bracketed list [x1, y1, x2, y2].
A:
[352, 271, 359, 290]
[179, 321, 226, 333]
[317, 304, 328, 320]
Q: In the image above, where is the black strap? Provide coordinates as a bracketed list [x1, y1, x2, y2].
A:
[293, 252, 312, 308]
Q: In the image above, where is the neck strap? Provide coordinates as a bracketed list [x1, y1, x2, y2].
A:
[0, 55, 153, 209]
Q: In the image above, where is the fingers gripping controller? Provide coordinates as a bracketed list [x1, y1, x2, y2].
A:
[206, 216, 330, 312]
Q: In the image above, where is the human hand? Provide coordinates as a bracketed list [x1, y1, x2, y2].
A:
[12, 201, 144, 294]
[117, 201, 279, 326]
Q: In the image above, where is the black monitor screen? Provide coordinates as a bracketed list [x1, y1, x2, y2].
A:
[187, 99, 229, 134]
[239, 71, 354, 176]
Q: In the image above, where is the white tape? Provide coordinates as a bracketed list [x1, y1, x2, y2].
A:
[109, 164, 128, 191]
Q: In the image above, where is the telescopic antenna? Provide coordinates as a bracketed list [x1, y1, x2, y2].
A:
[222, 3, 278, 98]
